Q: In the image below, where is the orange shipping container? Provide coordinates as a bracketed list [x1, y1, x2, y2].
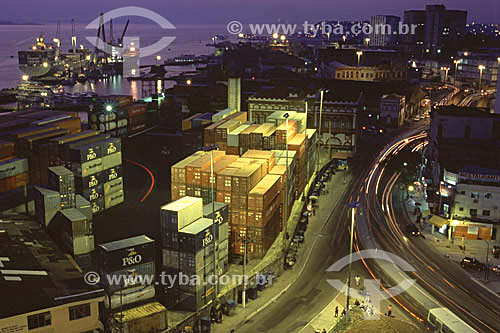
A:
[185, 151, 225, 185]
[248, 175, 281, 211]
[275, 120, 297, 145]
[170, 151, 204, 183]
[200, 155, 238, 188]
[241, 150, 275, 173]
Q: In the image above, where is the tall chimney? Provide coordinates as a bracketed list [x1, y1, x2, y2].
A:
[228, 78, 241, 112]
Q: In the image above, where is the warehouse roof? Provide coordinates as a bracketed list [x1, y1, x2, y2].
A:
[0, 218, 104, 319]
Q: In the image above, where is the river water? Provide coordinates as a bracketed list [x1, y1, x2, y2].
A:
[0, 23, 232, 99]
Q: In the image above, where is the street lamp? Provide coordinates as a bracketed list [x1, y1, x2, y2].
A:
[283, 112, 290, 260]
[364, 38, 370, 47]
[478, 65, 486, 88]
[201, 144, 219, 303]
[440, 66, 450, 82]
[316, 89, 328, 173]
[356, 51, 363, 67]
[105, 105, 113, 112]
[453, 60, 460, 84]
[345, 201, 360, 323]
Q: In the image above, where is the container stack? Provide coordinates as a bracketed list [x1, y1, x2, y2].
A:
[244, 175, 281, 258]
[238, 124, 260, 155]
[274, 120, 298, 150]
[0, 157, 29, 194]
[98, 235, 156, 312]
[199, 155, 239, 204]
[48, 208, 94, 268]
[287, 133, 308, 197]
[203, 202, 230, 273]
[192, 113, 213, 129]
[160, 197, 228, 311]
[227, 123, 251, 156]
[48, 166, 76, 209]
[124, 103, 148, 136]
[271, 150, 297, 226]
[33, 186, 61, 227]
[203, 112, 248, 147]
[185, 150, 225, 200]
[182, 113, 202, 131]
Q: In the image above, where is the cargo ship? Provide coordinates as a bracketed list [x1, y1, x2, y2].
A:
[18, 35, 92, 80]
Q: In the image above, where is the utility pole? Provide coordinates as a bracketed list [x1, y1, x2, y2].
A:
[283, 113, 290, 257]
[485, 240, 490, 281]
[201, 144, 219, 302]
[345, 201, 359, 323]
[316, 89, 326, 173]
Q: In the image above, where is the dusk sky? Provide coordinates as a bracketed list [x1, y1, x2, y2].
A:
[1, 0, 499, 24]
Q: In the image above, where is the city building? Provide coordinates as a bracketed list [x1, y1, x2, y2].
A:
[0, 218, 104, 332]
[307, 89, 364, 155]
[369, 15, 401, 47]
[334, 64, 407, 82]
[426, 106, 500, 236]
[380, 94, 406, 127]
[456, 51, 500, 88]
[403, 5, 467, 54]
[247, 88, 309, 124]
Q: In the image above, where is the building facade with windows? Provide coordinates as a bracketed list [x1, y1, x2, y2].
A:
[380, 94, 406, 127]
[334, 65, 407, 82]
[0, 219, 104, 333]
[248, 90, 310, 124]
[307, 90, 363, 154]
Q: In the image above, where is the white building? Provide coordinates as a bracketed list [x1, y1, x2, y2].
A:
[380, 94, 406, 127]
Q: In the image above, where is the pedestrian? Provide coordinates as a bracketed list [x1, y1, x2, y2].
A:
[354, 299, 360, 307]
[387, 304, 392, 317]
[334, 306, 338, 317]
[341, 308, 346, 317]
[322, 329, 327, 333]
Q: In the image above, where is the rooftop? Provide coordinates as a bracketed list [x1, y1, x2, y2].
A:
[98, 235, 154, 253]
[0, 217, 104, 319]
[179, 217, 213, 235]
[436, 105, 499, 118]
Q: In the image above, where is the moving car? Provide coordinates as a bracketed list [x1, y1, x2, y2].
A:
[407, 223, 421, 236]
[460, 257, 487, 272]
[491, 265, 500, 276]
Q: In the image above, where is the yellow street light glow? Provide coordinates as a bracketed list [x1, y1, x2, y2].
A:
[186, 79, 192, 85]
[105, 105, 113, 112]
[272, 33, 279, 39]
[238, 33, 244, 38]
[85, 55, 91, 60]
[130, 46, 136, 52]
[156, 55, 162, 61]
[478, 65, 486, 70]
[21, 75, 29, 81]
[42, 62, 48, 68]
[280, 35, 286, 41]
[32, 45, 37, 50]
[408, 185, 415, 192]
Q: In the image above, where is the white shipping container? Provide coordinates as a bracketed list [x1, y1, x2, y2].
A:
[161, 196, 203, 231]
[219, 222, 229, 241]
[74, 235, 95, 255]
[227, 124, 250, 147]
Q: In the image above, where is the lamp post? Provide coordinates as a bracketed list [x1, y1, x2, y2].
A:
[484, 240, 490, 281]
[356, 51, 363, 67]
[345, 201, 359, 323]
[201, 144, 219, 302]
[453, 60, 460, 84]
[440, 66, 450, 82]
[283, 113, 290, 257]
[478, 65, 486, 89]
[364, 38, 370, 47]
[316, 89, 327, 174]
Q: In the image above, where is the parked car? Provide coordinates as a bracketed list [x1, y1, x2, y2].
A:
[407, 223, 421, 237]
[460, 257, 487, 272]
[490, 265, 500, 276]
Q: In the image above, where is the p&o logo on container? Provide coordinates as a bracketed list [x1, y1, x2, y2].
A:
[202, 230, 214, 247]
[122, 247, 143, 267]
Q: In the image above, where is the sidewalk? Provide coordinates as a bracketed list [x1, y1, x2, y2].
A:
[403, 188, 500, 296]
[212, 168, 352, 332]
